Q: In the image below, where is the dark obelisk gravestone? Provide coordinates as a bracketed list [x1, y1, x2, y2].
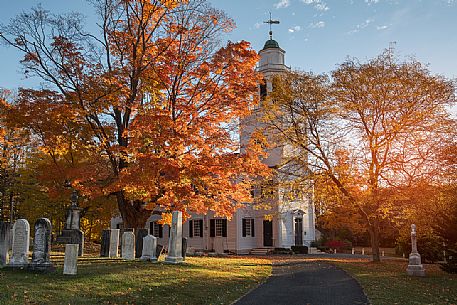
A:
[56, 190, 84, 256]
[30, 218, 54, 272]
[100, 229, 110, 257]
[135, 229, 148, 258]
[182, 237, 188, 260]
[0, 222, 12, 266]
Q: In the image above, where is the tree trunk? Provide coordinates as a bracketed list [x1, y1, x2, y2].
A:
[9, 192, 14, 224]
[369, 219, 381, 262]
[116, 191, 150, 229]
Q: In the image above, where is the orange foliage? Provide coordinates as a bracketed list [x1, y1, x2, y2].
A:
[1, 0, 269, 227]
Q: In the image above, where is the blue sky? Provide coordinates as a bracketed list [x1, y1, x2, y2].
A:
[1, 0, 457, 89]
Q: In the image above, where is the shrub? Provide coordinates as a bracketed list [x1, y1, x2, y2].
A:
[291, 245, 308, 254]
[317, 245, 330, 253]
[397, 235, 443, 263]
[325, 239, 350, 251]
[440, 248, 457, 274]
[273, 247, 293, 255]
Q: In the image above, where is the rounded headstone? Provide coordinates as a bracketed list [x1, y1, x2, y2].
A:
[9, 219, 30, 267]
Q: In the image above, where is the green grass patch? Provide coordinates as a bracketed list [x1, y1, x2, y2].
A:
[333, 259, 457, 305]
[0, 256, 271, 305]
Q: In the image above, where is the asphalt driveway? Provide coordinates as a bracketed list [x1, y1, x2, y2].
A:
[235, 261, 369, 305]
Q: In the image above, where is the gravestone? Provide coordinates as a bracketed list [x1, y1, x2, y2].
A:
[0, 222, 12, 266]
[119, 228, 134, 256]
[156, 244, 164, 259]
[165, 211, 183, 264]
[406, 224, 426, 277]
[140, 235, 157, 262]
[63, 244, 79, 275]
[9, 219, 30, 267]
[135, 229, 148, 259]
[56, 190, 84, 256]
[121, 231, 135, 260]
[109, 229, 120, 258]
[100, 229, 110, 257]
[182, 237, 188, 260]
[30, 218, 54, 272]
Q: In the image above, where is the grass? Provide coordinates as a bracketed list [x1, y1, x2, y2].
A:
[333, 259, 457, 305]
[3, 255, 457, 305]
[0, 256, 271, 305]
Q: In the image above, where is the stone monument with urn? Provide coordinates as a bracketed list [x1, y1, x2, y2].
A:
[406, 224, 426, 277]
[56, 188, 84, 256]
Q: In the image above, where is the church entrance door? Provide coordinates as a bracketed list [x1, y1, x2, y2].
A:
[263, 220, 273, 247]
[294, 218, 303, 246]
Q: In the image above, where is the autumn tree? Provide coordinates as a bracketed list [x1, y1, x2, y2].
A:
[0, 89, 29, 222]
[0, 0, 267, 228]
[263, 49, 456, 261]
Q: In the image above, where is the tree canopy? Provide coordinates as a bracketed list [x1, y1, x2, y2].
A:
[263, 49, 456, 261]
[0, 0, 268, 228]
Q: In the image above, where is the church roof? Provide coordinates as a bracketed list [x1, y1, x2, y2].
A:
[263, 39, 280, 50]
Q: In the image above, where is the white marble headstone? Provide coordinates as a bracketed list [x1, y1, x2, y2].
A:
[140, 235, 157, 262]
[121, 231, 135, 260]
[63, 244, 79, 275]
[9, 219, 30, 267]
[109, 229, 120, 258]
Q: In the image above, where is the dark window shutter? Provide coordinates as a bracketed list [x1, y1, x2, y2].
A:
[251, 219, 255, 237]
[222, 219, 227, 237]
[210, 219, 215, 237]
[242, 219, 247, 237]
[189, 220, 194, 238]
[199, 220, 203, 237]
[158, 224, 163, 238]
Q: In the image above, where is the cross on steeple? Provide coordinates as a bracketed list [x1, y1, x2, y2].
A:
[264, 12, 280, 40]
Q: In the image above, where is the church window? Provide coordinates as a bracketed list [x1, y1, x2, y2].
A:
[242, 218, 255, 237]
[210, 219, 227, 237]
[150, 221, 163, 238]
[259, 82, 267, 99]
[189, 219, 203, 238]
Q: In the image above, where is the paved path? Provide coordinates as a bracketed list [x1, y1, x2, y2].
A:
[235, 261, 369, 305]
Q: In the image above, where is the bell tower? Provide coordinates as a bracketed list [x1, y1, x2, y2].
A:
[258, 14, 289, 95]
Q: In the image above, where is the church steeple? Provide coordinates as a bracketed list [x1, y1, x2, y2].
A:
[264, 13, 279, 40]
[258, 13, 288, 76]
[262, 13, 281, 51]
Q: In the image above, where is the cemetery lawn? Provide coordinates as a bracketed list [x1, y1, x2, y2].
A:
[334, 259, 457, 305]
[0, 256, 271, 305]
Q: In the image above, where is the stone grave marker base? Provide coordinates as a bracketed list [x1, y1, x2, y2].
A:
[28, 262, 55, 273]
[164, 256, 184, 264]
[407, 264, 426, 277]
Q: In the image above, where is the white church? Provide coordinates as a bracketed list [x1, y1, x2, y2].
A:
[111, 30, 317, 254]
